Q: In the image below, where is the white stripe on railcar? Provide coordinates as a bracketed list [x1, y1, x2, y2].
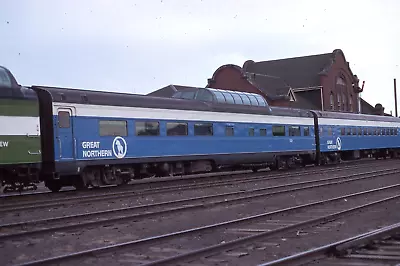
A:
[52, 103, 315, 125]
[52, 103, 400, 128]
[0, 116, 41, 136]
[319, 118, 400, 128]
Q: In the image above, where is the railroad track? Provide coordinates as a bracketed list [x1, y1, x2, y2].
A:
[0, 160, 391, 217]
[1, 167, 398, 241]
[1, 160, 397, 225]
[0, 169, 256, 198]
[0, 158, 380, 202]
[4, 167, 400, 266]
[262, 222, 400, 266]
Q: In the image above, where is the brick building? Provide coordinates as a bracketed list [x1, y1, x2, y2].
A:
[148, 49, 389, 115]
[206, 49, 363, 113]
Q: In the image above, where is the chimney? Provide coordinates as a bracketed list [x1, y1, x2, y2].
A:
[374, 103, 385, 116]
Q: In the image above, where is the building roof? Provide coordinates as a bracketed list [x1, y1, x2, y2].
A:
[147, 85, 198, 98]
[242, 49, 345, 89]
[244, 72, 295, 100]
[360, 98, 375, 114]
[207, 49, 356, 106]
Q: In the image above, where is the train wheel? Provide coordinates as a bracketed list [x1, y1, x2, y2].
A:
[73, 176, 89, 190]
[268, 159, 279, 171]
[319, 155, 327, 166]
[102, 169, 123, 186]
[285, 157, 296, 169]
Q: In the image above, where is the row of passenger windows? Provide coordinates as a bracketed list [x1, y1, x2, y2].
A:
[57, 112, 399, 138]
[99, 121, 214, 137]
[340, 127, 398, 136]
[97, 120, 311, 137]
[98, 121, 398, 138]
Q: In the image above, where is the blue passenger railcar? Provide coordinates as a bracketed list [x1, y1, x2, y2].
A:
[32, 86, 317, 191]
[317, 111, 400, 160]
[29, 85, 400, 193]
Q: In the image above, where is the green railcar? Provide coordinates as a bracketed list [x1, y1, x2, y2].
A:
[0, 66, 42, 192]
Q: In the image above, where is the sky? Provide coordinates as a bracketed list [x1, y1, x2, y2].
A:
[1, 0, 399, 114]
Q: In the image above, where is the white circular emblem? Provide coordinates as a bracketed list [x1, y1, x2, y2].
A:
[336, 137, 342, 151]
[112, 136, 127, 159]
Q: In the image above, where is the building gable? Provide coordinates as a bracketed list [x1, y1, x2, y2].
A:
[242, 52, 333, 89]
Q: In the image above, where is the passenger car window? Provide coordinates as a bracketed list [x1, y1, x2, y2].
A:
[195, 90, 214, 102]
[303, 127, 310, 136]
[213, 91, 226, 103]
[249, 128, 255, 136]
[58, 111, 70, 128]
[136, 121, 159, 136]
[272, 125, 285, 136]
[99, 120, 127, 136]
[231, 93, 243, 104]
[180, 91, 196, 100]
[166, 122, 188, 136]
[194, 123, 213, 136]
[0, 67, 12, 88]
[289, 126, 300, 136]
[225, 126, 234, 136]
[240, 94, 251, 105]
[222, 92, 235, 104]
[247, 95, 259, 105]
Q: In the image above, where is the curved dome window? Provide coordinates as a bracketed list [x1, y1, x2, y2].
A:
[231, 93, 244, 104]
[205, 88, 268, 107]
[0, 67, 12, 88]
[172, 87, 270, 108]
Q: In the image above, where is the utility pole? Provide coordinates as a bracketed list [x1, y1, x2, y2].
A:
[395, 78, 398, 117]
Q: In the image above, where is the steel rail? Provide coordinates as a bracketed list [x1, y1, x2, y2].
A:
[0, 161, 376, 213]
[14, 178, 400, 266]
[1, 157, 378, 199]
[257, 222, 400, 266]
[1, 168, 398, 242]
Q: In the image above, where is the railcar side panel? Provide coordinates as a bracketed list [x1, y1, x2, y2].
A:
[51, 103, 316, 175]
[0, 98, 42, 165]
[318, 118, 400, 153]
[71, 118, 315, 160]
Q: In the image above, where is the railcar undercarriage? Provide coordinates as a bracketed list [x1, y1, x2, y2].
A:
[6, 148, 400, 193]
[0, 165, 41, 193]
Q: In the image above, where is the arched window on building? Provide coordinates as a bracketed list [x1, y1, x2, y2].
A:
[336, 75, 347, 112]
[349, 94, 353, 112]
[330, 92, 334, 110]
[342, 93, 347, 111]
[336, 76, 346, 86]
